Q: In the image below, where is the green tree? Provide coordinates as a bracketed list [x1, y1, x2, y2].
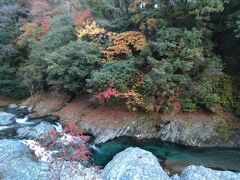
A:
[0, 66, 29, 99]
[42, 14, 76, 51]
[87, 60, 138, 93]
[0, 2, 28, 64]
[45, 41, 102, 93]
[144, 27, 223, 111]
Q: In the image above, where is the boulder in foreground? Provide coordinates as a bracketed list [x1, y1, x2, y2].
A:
[101, 147, 170, 180]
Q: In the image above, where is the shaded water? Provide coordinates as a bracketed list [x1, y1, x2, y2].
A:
[92, 137, 240, 174]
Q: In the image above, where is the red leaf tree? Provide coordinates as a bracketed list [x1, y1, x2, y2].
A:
[74, 9, 93, 26]
[94, 87, 118, 105]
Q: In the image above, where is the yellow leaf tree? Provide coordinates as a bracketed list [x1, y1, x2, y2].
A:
[102, 31, 146, 62]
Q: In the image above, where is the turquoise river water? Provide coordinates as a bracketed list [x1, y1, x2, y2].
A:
[92, 137, 240, 174]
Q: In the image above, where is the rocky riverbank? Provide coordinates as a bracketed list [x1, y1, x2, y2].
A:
[0, 138, 239, 179]
[0, 104, 240, 180]
[18, 93, 240, 148]
[0, 106, 101, 180]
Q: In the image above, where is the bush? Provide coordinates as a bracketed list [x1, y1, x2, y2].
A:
[87, 60, 138, 93]
[217, 119, 233, 141]
[181, 98, 197, 112]
[45, 41, 102, 93]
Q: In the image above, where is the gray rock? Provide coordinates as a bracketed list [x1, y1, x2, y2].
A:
[0, 112, 15, 126]
[8, 104, 18, 109]
[27, 115, 59, 125]
[17, 122, 55, 140]
[0, 139, 50, 180]
[177, 165, 240, 180]
[52, 161, 102, 180]
[157, 120, 219, 147]
[102, 147, 170, 180]
[0, 139, 102, 180]
[81, 112, 240, 148]
[80, 117, 157, 144]
[0, 106, 29, 117]
[0, 125, 18, 139]
[157, 119, 240, 148]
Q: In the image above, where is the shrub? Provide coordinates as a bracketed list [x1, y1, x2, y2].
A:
[45, 41, 102, 93]
[87, 60, 138, 93]
[217, 119, 233, 141]
[217, 75, 234, 110]
[181, 98, 197, 112]
[35, 120, 92, 178]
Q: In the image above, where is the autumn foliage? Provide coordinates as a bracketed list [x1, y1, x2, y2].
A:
[94, 87, 118, 105]
[17, 23, 40, 45]
[93, 75, 144, 111]
[74, 9, 93, 26]
[41, 14, 51, 35]
[39, 120, 91, 162]
[76, 22, 113, 41]
[30, 0, 50, 17]
[103, 31, 146, 62]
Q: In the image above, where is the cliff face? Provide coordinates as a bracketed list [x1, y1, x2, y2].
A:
[15, 92, 240, 147]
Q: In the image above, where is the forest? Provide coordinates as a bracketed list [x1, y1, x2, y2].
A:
[0, 0, 240, 115]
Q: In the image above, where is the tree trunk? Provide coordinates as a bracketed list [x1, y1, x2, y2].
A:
[120, 0, 126, 10]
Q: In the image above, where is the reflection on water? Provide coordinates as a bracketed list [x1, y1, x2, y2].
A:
[92, 137, 240, 174]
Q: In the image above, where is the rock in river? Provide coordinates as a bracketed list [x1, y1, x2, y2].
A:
[0, 112, 15, 126]
[101, 147, 170, 180]
[17, 121, 56, 140]
[0, 139, 50, 180]
[172, 165, 240, 180]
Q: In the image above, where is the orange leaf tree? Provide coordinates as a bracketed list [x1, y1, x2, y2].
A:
[102, 31, 146, 62]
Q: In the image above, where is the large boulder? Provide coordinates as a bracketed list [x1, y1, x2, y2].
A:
[172, 165, 240, 180]
[0, 139, 50, 180]
[17, 122, 56, 140]
[101, 147, 170, 180]
[0, 112, 15, 126]
[53, 161, 102, 180]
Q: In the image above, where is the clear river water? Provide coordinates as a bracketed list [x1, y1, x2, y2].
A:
[92, 137, 240, 175]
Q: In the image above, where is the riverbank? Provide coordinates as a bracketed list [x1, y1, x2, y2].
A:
[0, 104, 240, 179]
[15, 92, 240, 148]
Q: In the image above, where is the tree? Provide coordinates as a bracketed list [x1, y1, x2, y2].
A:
[87, 60, 138, 92]
[144, 27, 223, 111]
[42, 14, 76, 51]
[87, 60, 144, 110]
[76, 21, 109, 41]
[0, 2, 28, 64]
[45, 41, 102, 93]
[0, 66, 30, 99]
[103, 31, 146, 62]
